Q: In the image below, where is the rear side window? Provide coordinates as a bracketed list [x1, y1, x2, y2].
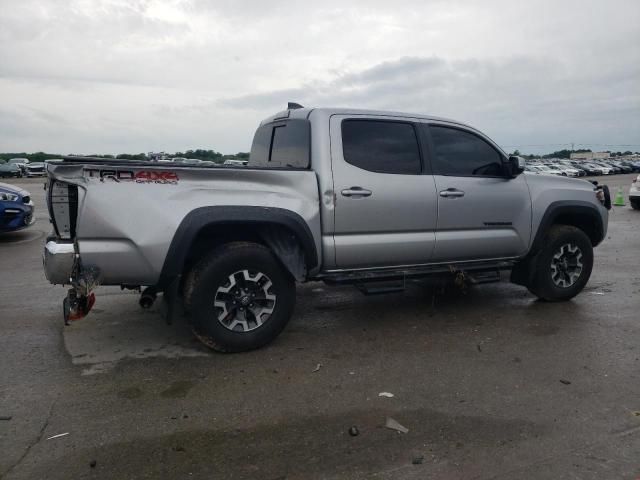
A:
[341, 120, 421, 175]
[249, 119, 310, 168]
[428, 125, 504, 177]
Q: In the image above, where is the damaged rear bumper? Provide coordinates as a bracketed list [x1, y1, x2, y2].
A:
[43, 236, 100, 323]
[43, 237, 76, 285]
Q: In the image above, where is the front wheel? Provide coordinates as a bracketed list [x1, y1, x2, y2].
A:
[527, 225, 594, 301]
[631, 199, 640, 210]
[184, 242, 296, 352]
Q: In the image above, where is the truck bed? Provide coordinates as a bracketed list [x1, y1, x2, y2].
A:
[46, 158, 322, 285]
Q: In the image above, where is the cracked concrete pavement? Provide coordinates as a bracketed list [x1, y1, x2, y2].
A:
[0, 174, 639, 479]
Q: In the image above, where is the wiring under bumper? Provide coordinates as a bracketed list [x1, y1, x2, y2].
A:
[43, 236, 100, 323]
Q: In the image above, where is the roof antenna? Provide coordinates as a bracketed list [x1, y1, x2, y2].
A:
[287, 102, 304, 110]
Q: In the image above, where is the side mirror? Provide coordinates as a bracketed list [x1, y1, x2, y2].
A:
[507, 156, 525, 177]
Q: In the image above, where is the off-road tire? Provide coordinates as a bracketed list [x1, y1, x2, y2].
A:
[527, 225, 594, 302]
[184, 242, 295, 352]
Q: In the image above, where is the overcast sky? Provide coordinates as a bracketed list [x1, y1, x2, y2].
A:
[0, 0, 638, 155]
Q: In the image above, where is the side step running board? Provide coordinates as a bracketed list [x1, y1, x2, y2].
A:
[466, 270, 502, 284]
[322, 261, 515, 285]
[355, 281, 405, 295]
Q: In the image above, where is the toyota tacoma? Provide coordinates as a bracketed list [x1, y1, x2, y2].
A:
[43, 105, 611, 352]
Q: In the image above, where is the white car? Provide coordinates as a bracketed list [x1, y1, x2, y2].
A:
[583, 163, 610, 175]
[630, 175, 640, 210]
[532, 164, 560, 175]
[25, 162, 46, 177]
[592, 163, 614, 175]
[556, 163, 584, 176]
[541, 164, 567, 176]
[223, 159, 248, 166]
[551, 164, 580, 177]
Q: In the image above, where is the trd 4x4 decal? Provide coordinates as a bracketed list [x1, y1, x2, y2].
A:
[84, 168, 179, 184]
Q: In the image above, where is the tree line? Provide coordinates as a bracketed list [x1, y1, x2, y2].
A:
[0, 150, 250, 163]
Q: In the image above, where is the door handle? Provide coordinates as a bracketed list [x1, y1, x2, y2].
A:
[341, 187, 372, 197]
[439, 188, 465, 198]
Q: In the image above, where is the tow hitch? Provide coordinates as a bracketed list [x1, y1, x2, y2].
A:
[62, 265, 100, 325]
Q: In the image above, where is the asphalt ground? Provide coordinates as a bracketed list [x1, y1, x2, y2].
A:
[1, 173, 639, 480]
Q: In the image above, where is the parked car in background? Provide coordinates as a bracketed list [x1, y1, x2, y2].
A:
[630, 175, 640, 210]
[223, 159, 248, 166]
[619, 160, 640, 172]
[0, 182, 35, 233]
[586, 163, 612, 175]
[543, 164, 572, 176]
[566, 166, 586, 177]
[173, 158, 204, 166]
[625, 160, 640, 172]
[531, 164, 559, 175]
[7, 158, 29, 175]
[0, 162, 23, 178]
[25, 162, 46, 177]
[554, 164, 581, 177]
[569, 162, 600, 176]
[608, 161, 632, 174]
[556, 161, 585, 176]
[598, 162, 622, 174]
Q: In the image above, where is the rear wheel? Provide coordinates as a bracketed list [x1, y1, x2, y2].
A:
[631, 199, 640, 210]
[527, 225, 593, 301]
[184, 242, 295, 352]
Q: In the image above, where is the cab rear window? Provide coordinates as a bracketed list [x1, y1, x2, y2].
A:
[249, 119, 310, 168]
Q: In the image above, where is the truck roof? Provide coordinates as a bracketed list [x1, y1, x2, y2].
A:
[261, 106, 477, 131]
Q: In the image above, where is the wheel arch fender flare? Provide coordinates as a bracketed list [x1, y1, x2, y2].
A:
[529, 200, 605, 255]
[156, 206, 318, 289]
[513, 202, 602, 287]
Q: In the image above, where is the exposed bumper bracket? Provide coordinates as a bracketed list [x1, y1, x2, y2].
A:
[43, 239, 76, 284]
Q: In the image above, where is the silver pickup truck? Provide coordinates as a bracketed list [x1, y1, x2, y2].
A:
[43, 105, 611, 352]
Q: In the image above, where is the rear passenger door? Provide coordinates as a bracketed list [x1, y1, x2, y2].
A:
[424, 123, 532, 262]
[330, 116, 438, 269]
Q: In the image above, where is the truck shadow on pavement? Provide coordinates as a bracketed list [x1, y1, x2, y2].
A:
[62, 280, 592, 375]
[293, 281, 589, 339]
[0, 228, 44, 245]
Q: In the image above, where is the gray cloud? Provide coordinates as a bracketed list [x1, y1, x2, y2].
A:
[216, 54, 640, 152]
[0, 0, 638, 154]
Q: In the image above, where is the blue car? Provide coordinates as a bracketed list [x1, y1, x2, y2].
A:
[0, 182, 35, 233]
